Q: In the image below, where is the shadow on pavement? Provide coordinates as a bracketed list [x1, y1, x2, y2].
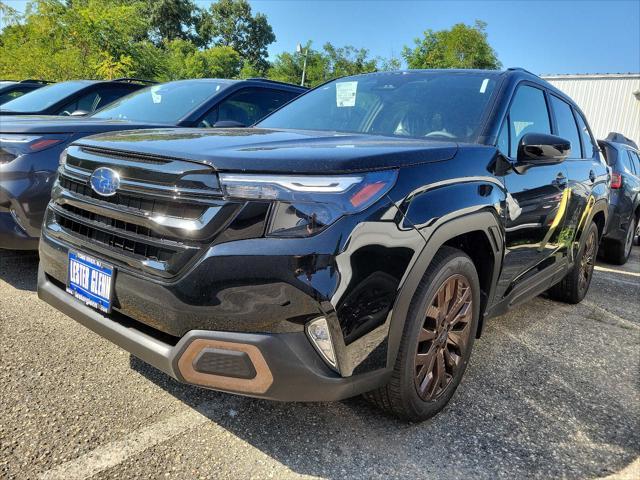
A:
[130, 245, 640, 479]
[0, 249, 39, 292]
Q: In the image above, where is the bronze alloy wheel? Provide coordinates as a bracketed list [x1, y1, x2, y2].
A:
[579, 230, 597, 294]
[414, 274, 473, 401]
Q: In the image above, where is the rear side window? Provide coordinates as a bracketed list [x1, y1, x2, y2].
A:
[630, 151, 640, 175]
[550, 95, 581, 159]
[508, 85, 551, 156]
[625, 150, 638, 175]
[574, 112, 596, 159]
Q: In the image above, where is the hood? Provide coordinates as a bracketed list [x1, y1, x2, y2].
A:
[74, 128, 458, 174]
[0, 116, 169, 134]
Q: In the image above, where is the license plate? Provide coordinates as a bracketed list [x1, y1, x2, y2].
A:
[66, 251, 114, 313]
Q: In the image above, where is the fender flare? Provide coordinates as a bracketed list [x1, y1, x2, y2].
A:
[386, 209, 503, 368]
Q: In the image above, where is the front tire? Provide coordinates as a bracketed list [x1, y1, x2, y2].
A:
[548, 222, 599, 304]
[365, 247, 480, 422]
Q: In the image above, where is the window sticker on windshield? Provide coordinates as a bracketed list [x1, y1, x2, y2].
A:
[479, 78, 489, 94]
[151, 85, 162, 104]
[336, 81, 357, 107]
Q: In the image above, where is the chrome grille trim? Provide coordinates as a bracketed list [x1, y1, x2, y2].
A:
[49, 146, 235, 277]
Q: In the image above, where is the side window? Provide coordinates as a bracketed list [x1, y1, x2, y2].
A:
[624, 151, 637, 175]
[549, 95, 581, 159]
[508, 85, 551, 156]
[57, 91, 100, 115]
[630, 151, 640, 176]
[574, 112, 596, 159]
[200, 88, 299, 128]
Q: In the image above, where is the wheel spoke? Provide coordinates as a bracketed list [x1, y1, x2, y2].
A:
[419, 328, 437, 343]
[446, 286, 471, 325]
[443, 346, 460, 371]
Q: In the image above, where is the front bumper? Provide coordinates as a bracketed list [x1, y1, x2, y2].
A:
[37, 265, 390, 401]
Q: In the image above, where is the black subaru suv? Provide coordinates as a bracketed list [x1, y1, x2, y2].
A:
[37, 69, 609, 421]
[0, 78, 305, 249]
[598, 133, 640, 264]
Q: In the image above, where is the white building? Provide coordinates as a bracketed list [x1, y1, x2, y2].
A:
[542, 73, 640, 146]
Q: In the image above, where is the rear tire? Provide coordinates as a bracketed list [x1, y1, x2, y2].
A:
[548, 222, 599, 304]
[365, 247, 480, 422]
[603, 216, 636, 265]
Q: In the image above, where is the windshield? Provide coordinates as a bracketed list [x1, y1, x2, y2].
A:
[0, 81, 88, 112]
[258, 71, 500, 142]
[92, 81, 230, 123]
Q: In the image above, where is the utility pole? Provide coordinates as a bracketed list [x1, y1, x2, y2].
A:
[296, 43, 308, 87]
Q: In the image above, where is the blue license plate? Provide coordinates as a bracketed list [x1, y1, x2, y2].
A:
[66, 251, 114, 313]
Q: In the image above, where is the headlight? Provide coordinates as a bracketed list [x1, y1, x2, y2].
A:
[219, 169, 398, 237]
[0, 134, 70, 156]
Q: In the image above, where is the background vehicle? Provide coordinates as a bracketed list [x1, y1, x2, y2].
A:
[598, 133, 640, 263]
[0, 78, 151, 116]
[0, 78, 306, 250]
[37, 69, 608, 421]
[0, 80, 51, 105]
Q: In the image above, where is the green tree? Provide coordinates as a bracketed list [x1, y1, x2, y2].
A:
[160, 39, 241, 80]
[402, 20, 501, 70]
[0, 0, 163, 80]
[145, 0, 203, 46]
[199, 0, 275, 75]
[268, 42, 380, 87]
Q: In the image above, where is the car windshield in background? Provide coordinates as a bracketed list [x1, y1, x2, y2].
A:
[0, 81, 88, 112]
[92, 81, 230, 124]
[258, 71, 500, 142]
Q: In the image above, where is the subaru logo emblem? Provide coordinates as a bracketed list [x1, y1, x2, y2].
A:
[90, 167, 120, 197]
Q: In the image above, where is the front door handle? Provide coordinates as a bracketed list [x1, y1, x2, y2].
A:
[589, 170, 596, 183]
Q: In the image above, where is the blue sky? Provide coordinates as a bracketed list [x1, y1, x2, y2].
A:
[4, 0, 639, 74]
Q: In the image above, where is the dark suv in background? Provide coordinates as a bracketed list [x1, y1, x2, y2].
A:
[598, 133, 640, 264]
[0, 78, 306, 249]
[38, 69, 608, 421]
[0, 78, 151, 116]
[0, 79, 51, 106]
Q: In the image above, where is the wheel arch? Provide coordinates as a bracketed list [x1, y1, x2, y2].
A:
[386, 210, 503, 369]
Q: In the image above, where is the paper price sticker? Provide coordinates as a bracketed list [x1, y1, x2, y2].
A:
[336, 81, 358, 107]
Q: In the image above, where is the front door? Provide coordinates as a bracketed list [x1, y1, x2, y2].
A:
[496, 84, 570, 300]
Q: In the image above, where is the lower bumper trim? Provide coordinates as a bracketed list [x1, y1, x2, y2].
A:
[37, 265, 391, 401]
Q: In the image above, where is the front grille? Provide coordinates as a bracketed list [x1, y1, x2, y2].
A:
[55, 212, 176, 261]
[47, 145, 236, 277]
[58, 176, 206, 219]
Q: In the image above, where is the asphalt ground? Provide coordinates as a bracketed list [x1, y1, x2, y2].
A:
[1, 246, 639, 479]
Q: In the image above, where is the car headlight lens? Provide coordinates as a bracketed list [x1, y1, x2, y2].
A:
[0, 134, 70, 156]
[219, 170, 398, 237]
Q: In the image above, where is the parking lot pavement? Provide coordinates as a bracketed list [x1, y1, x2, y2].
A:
[1, 248, 638, 480]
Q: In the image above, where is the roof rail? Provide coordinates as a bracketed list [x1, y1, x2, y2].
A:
[19, 79, 53, 84]
[245, 77, 308, 88]
[507, 67, 537, 76]
[111, 77, 157, 85]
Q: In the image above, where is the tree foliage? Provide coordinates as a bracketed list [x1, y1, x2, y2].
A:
[0, 2, 502, 83]
[267, 42, 380, 87]
[198, 0, 275, 74]
[402, 20, 501, 70]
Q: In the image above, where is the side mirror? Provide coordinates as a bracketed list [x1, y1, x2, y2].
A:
[70, 110, 89, 116]
[213, 120, 246, 128]
[517, 133, 571, 165]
